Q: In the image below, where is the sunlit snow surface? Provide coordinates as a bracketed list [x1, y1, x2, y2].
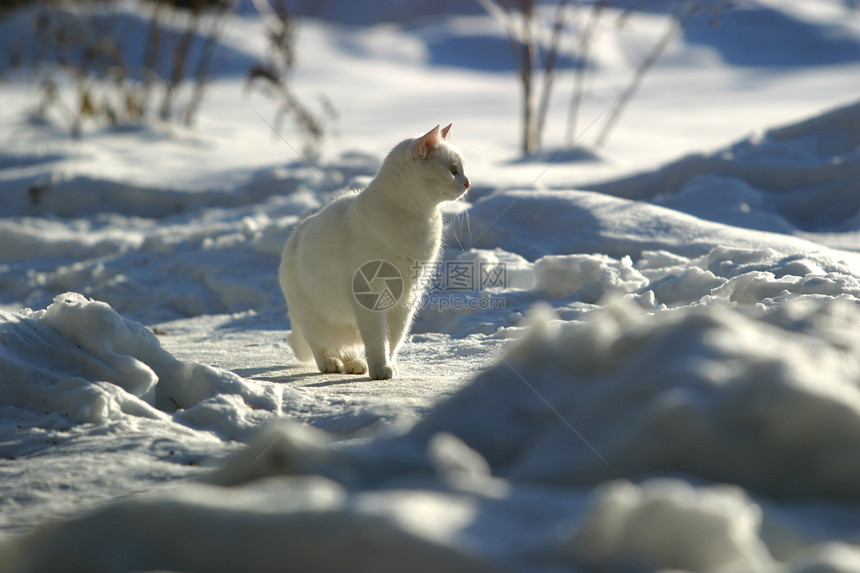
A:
[2, 1, 860, 572]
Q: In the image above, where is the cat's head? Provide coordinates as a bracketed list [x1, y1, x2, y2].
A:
[404, 124, 470, 203]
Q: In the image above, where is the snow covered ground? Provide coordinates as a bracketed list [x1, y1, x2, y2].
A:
[2, 0, 860, 571]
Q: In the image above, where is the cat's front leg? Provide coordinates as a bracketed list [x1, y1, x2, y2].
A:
[354, 306, 395, 380]
[386, 302, 416, 367]
[370, 363, 395, 380]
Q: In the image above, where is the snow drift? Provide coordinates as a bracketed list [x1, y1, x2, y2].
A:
[4, 295, 860, 572]
[1, 476, 501, 573]
[5, 95, 860, 569]
[461, 187, 860, 265]
[0, 292, 297, 435]
[407, 299, 860, 499]
[587, 99, 860, 234]
[3, 2, 860, 570]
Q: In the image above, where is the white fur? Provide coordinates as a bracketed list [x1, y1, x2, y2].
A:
[279, 125, 469, 379]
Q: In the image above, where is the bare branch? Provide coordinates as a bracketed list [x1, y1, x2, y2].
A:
[594, 2, 684, 148]
[534, 0, 572, 151]
[565, 0, 607, 144]
[476, 0, 537, 154]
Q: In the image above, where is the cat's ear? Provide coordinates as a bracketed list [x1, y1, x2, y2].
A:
[441, 123, 452, 139]
[412, 125, 442, 159]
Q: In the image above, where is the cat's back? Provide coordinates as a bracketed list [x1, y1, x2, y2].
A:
[303, 189, 359, 226]
[287, 189, 358, 243]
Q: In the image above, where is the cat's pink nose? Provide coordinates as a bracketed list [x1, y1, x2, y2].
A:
[464, 177, 470, 189]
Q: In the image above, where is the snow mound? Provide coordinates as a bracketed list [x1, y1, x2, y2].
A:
[534, 253, 647, 302]
[589, 99, 860, 233]
[406, 298, 860, 500]
[0, 293, 295, 434]
[639, 245, 860, 308]
[412, 242, 860, 339]
[786, 544, 860, 573]
[682, 5, 860, 68]
[568, 479, 770, 572]
[4, 298, 860, 572]
[461, 188, 858, 264]
[0, 164, 345, 320]
[0, 476, 501, 573]
[450, 248, 534, 291]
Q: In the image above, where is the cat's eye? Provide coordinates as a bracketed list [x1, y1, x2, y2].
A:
[449, 164, 458, 175]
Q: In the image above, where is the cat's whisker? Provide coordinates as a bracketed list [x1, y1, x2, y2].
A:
[452, 210, 464, 251]
[449, 196, 471, 252]
[463, 206, 473, 249]
[457, 216, 466, 250]
[460, 204, 473, 251]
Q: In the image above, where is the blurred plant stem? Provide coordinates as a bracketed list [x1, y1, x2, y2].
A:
[477, 0, 732, 155]
[0, 0, 331, 152]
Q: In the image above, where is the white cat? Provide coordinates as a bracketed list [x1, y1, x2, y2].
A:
[279, 124, 469, 379]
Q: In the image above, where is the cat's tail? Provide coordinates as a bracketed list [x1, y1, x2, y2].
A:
[287, 325, 315, 364]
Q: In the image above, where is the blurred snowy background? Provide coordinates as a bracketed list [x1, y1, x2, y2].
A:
[1, 1, 860, 571]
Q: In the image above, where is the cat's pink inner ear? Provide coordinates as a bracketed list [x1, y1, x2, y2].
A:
[441, 123, 452, 139]
[412, 125, 442, 159]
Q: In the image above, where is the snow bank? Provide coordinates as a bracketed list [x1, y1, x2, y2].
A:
[415, 241, 860, 339]
[0, 217, 142, 262]
[588, 99, 860, 233]
[0, 163, 363, 320]
[2, 2, 860, 570]
[0, 293, 296, 435]
[411, 248, 533, 336]
[0, 476, 500, 573]
[406, 298, 860, 500]
[462, 188, 860, 265]
[682, 3, 860, 68]
[396, 297, 860, 569]
[533, 253, 647, 302]
[411, 239, 860, 341]
[567, 479, 770, 572]
[450, 248, 534, 291]
[639, 245, 860, 308]
[6, 297, 860, 572]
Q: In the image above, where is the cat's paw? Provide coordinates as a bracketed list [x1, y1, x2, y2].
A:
[320, 357, 344, 374]
[369, 364, 396, 380]
[342, 357, 368, 375]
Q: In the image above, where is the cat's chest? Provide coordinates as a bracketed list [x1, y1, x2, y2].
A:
[398, 218, 441, 256]
[349, 192, 443, 263]
[373, 215, 442, 281]
[371, 208, 441, 255]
